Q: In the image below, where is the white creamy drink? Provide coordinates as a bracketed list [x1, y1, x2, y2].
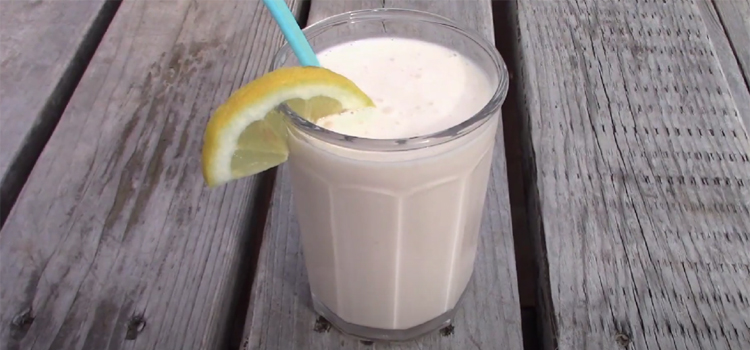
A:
[286, 38, 498, 331]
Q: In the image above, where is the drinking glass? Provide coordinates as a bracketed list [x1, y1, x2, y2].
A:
[271, 8, 509, 341]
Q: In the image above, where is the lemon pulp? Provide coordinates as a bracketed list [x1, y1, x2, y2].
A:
[201, 66, 374, 187]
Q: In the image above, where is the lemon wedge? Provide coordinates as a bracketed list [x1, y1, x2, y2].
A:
[201, 66, 374, 187]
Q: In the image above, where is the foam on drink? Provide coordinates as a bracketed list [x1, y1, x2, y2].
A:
[316, 38, 493, 139]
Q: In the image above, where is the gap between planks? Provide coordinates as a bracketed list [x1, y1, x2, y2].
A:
[511, 1, 750, 349]
[710, 0, 750, 95]
[0, 1, 305, 349]
[0, 0, 123, 227]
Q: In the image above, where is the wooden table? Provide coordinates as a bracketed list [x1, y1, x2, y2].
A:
[0, 0, 747, 349]
[512, 1, 750, 349]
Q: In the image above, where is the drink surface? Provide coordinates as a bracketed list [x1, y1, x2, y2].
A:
[288, 37, 498, 331]
[316, 37, 493, 139]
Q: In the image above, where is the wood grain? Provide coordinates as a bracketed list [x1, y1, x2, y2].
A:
[703, 0, 750, 130]
[241, 1, 523, 349]
[0, 0, 119, 224]
[0, 1, 301, 349]
[510, 0, 750, 349]
[712, 0, 750, 87]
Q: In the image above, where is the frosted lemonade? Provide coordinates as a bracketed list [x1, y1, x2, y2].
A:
[201, 9, 508, 341]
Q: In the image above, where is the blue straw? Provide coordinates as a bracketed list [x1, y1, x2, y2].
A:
[262, 0, 320, 67]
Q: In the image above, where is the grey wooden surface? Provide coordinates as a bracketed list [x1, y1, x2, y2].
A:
[241, 1, 523, 349]
[0, 0, 116, 222]
[0, 0, 301, 349]
[712, 0, 749, 93]
[703, 0, 750, 130]
[511, 0, 750, 349]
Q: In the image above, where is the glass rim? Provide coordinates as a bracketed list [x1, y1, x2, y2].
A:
[271, 8, 509, 152]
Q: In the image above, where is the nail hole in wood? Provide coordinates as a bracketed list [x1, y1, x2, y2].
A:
[313, 316, 331, 333]
[125, 315, 146, 340]
[615, 332, 631, 347]
[440, 324, 455, 337]
[11, 308, 34, 332]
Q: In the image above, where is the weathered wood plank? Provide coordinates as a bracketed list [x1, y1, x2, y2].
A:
[700, 0, 750, 130]
[0, 1, 302, 349]
[241, 1, 524, 349]
[0, 0, 119, 224]
[712, 0, 750, 94]
[511, 0, 750, 349]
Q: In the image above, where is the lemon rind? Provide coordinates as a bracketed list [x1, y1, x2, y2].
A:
[201, 67, 375, 187]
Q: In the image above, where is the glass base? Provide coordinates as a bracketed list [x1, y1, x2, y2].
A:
[311, 294, 458, 342]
